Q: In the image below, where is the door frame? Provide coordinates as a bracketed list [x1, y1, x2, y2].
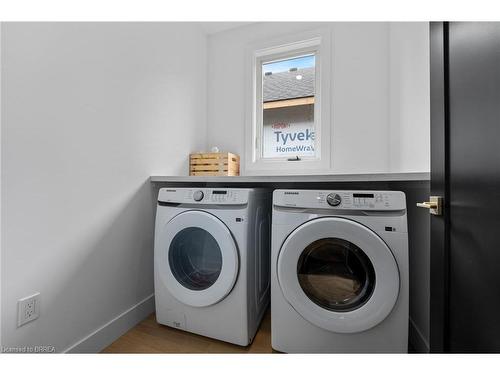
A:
[429, 21, 450, 353]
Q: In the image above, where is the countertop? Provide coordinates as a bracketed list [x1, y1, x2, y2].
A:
[150, 172, 430, 184]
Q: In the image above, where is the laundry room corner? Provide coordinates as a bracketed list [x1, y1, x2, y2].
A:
[1, 22, 209, 353]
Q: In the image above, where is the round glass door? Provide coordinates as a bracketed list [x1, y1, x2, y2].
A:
[277, 217, 399, 333]
[156, 210, 239, 307]
[297, 238, 375, 312]
[169, 227, 223, 291]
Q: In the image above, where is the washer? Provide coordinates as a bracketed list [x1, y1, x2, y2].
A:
[271, 189, 408, 353]
[154, 187, 271, 346]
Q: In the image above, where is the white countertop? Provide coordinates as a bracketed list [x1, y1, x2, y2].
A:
[150, 172, 430, 183]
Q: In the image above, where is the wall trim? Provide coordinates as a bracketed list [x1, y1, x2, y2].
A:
[409, 317, 430, 353]
[64, 293, 155, 353]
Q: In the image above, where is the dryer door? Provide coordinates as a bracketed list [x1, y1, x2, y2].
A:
[158, 210, 239, 307]
[277, 217, 399, 333]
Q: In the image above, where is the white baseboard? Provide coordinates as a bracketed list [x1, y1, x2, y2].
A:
[64, 293, 155, 353]
[409, 317, 430, 353]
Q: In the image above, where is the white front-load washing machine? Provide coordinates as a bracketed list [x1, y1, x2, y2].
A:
[271, 189, 408, 353]
[154, 187, 271, 346]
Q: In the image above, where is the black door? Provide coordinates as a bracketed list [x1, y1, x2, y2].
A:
[430, 22, 500, 353]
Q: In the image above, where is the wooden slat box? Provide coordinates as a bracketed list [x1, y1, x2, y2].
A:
[189, 152, 240, 176]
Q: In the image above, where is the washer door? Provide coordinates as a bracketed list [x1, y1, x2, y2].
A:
[158, 210, 239, 307]
[277, 217, 399, 333]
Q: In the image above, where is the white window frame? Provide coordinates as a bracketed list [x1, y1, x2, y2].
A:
[244, 28, 332, 175]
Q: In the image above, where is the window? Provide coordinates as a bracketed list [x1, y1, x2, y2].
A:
[245, 29, 331, 174]
[262, 54, 316, 159]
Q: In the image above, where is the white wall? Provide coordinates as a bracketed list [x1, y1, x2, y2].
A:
[207, 22, 430, 175]
[1, 23, 207, 352]
[331, 22, 390, 173]
[389, 23, 430, 172]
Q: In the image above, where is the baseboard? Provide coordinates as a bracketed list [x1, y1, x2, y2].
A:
[409, 317, 430, 353]
[64, 293, 155, 353]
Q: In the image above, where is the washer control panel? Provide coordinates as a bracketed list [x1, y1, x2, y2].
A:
[274, 190, 406, 211]
[158, 188, 250, 205]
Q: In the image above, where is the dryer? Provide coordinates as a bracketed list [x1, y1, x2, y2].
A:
[154, 187, 271, 346]
[271, 189, 408, 353]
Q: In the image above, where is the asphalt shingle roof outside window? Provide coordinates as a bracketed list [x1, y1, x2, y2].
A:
[263, 67, 314, 103]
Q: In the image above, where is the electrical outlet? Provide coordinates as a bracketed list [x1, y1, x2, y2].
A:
[17, 292, 40, 327]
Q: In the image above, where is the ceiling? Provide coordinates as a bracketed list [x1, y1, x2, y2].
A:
[197, 22, 254, 35]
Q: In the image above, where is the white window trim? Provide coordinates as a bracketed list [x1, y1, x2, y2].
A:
[244, 28, 332, 175]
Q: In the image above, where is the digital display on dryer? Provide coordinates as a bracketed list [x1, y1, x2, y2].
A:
[353, 193, 374, 198]
[212, 190, 227, 195]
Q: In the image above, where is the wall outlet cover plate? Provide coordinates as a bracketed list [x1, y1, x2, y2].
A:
[17, 292, 40, 327]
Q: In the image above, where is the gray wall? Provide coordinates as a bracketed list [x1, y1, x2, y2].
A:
[405, 183, 431, 352]
[1, 22, 207, 352]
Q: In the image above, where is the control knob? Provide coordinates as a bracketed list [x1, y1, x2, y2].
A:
[326, 193, 342, 207]
[193, 190, 204, 202]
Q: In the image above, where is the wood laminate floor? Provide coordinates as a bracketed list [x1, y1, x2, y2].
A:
[102, 309, 274, 353]
[102, 309, 416, 353]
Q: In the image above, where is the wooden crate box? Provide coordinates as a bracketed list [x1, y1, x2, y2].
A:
[189, 152, 240, 176]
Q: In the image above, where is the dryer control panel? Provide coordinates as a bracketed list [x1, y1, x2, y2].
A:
[273, 190, 406, 211]
[158, 188, 251, 205]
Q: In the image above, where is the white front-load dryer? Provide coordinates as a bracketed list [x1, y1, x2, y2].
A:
[154, 187, 271, 346]
[271, 190, 408, 353]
